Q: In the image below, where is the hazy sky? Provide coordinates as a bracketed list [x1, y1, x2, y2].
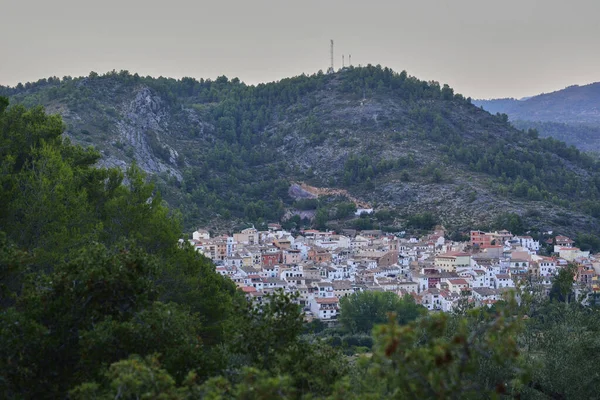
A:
[1, 0, 599, 99]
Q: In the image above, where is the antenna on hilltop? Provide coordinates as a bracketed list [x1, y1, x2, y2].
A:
[327, 40, 334, 74]
[349, 54, 352, 66]
[342, 54, 345, 68]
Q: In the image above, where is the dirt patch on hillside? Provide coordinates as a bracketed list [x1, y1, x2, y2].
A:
[289, 182, 371, 208]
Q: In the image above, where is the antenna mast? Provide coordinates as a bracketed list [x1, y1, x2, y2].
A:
[349, 54, 352, 66]
[327, 40, 334, 74]
[342, 54, 345, 68]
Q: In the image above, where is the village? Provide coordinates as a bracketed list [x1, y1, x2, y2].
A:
[187, 224, 600, 320]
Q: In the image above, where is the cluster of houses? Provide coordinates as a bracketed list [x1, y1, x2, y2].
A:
[187, 225, 600, 320]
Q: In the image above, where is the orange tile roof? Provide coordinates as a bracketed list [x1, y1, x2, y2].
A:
[316, 297, 339, 304]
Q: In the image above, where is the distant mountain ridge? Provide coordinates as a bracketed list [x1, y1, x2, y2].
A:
[475, 82, 600, 124]
[474, 82, 600, 152]
[3, 67, 600, 235]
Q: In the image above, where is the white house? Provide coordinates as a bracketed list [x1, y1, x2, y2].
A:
[309, 297, 340, 320]
[494, 273, 515, 289]
[193, 229, 210, 241]
[420, 288, 443, 311]
[514, 236, 540, 253]
[535, 256, 558, 277]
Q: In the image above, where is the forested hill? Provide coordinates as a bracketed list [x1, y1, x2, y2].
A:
[3, 66, 600, 235]
[474, 83, 600, 153]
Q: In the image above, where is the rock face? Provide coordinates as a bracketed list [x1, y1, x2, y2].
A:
[116, 87, 181, 180]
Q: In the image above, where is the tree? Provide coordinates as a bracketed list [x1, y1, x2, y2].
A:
[441, 84, 454, 100]
[575, 233, 600, 253]
[6, 144, 96, 266]
[228, 290, 304, 371]
[337, 308, 526, 399]
[519, 301, 600, 399]
[549, 263, 576, 304]
[159, 242, 239, 346]
[491, 213, 525, 235]
[339, 291, 425, 334]
[71, 357, 298, 400]
[101, 163, 182, 255]
[0, 232, 29, 308]
[0, 245, 161, 396]
[314, 208, 329, 230]
[335, 202, 357, 219]
[226, 290, 348, 397]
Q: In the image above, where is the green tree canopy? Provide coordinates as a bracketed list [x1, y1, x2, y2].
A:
[339, 291, 426, 334]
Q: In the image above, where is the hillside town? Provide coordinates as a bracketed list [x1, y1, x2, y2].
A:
[187, 225, 600, 320]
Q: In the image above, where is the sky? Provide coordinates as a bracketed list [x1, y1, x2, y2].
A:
[1, 0, 599, 99]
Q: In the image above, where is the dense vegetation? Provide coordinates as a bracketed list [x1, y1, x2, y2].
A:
[2, 99, 600, 398]
[0, 97, 239, 397]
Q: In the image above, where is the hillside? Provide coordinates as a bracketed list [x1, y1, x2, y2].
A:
[3, 66, 600, 235]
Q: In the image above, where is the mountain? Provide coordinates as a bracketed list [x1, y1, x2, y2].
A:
[474, 83, 600, 152]
[475, 83, 600, 124]
[3, 67, 600, 236]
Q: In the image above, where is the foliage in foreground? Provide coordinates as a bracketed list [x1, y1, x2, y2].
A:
[67, 303, 528, 400]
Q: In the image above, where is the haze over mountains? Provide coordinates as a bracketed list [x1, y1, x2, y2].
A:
[3, 66, 600, 235]
[474, 82, 600, 152]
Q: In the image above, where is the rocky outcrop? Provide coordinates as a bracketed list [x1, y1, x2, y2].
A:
[116, 87, 182, 180]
